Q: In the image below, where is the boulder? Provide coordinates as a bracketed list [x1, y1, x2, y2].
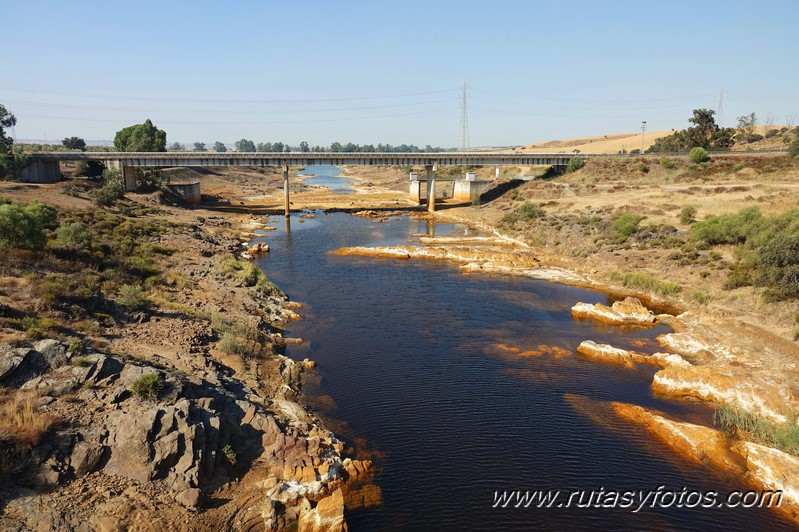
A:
[176, 488, 203, 509]
[299, 488, 346, 532]
[70, 440, 106, 476]
[0, 346, 47, 386]
[33, 339, 67, 368]
[571, 297, 658, 326]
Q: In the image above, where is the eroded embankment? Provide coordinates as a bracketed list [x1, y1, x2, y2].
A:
[0, 211, 370, 532]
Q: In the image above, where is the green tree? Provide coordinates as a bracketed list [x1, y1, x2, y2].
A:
[113, 119, 167, 152]
[213, 141, 227, 153]
[193, 142, 206, 152]
[235, 139, 256, 152]
[789, 138, 799, 159]
[169, 142, 184, 151]
[647, 109, 734, 153]
[55, 221, 92, 248]
[736, 112, 758, 143]
[62, 137, 86, 151]
[299, 141, 310, 152]
[0, 104, 16, 155]
[257, 142, 273, 152]
[271, 142, 284, 153]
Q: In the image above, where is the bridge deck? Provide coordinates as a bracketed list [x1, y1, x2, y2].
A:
[29, 152, 586, 167]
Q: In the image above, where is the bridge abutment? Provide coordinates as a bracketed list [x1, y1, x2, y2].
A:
[19, 159, 62, 183]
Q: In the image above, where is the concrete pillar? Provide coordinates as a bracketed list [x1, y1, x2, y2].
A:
[426, 165, 436, 212]
[122, 165, 136, 192]
[283, 164, 290, 217]
[409, 175, 422, 204]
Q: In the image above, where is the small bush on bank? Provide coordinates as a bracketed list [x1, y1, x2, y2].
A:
[610, 271, 681, 296]
[131, 373, 163, 401]
[691, 206, 763, 245]
[565, 156, 584, 173]
[714, 405, 799, 456]
[611, 214, 644, 239]
[689, 147, 709, 163]
[117, 284, 148, 311]
[679, 205, 697, 225]
[214, 256, 274, 293]
[660, 157, 675, 169]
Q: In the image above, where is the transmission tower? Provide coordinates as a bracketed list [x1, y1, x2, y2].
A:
[717, 88, 725, 128]
[459, 81, 470, 150]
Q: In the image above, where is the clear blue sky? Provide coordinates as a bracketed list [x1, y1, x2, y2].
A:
[3, 0, 797, 147]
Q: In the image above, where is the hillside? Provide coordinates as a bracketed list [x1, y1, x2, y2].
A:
[515, 125, 795, 154]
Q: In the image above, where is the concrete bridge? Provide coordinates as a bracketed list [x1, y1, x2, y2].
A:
[23, 151, 587, 214]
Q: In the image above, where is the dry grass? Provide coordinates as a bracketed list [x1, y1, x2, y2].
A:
[0, 390, 57, 447]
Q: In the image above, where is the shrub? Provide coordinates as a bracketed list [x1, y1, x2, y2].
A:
[92, 169, 124, 206]
[131, 373, 163, 401]
[688, 147, 709, 163]
[660, 157, 675, 170]
[117, 284, 148, 311]
[610, 271, 681, 296]
[691, 206, 763, 245]
[732, 163, 746, 172]
[222, 443, 237, 465]
[747, 133, 764, 143]
[565, 156, 584, 173]
[687, 289, 712, 305]
[0, 203, 46, 250]
[679, 205, 697, 225]
[789, 138, 799, 159]
[611, 214, 644, 238]
[67, 337, 86, 356]
[20, 316, 55, 339]
[714, 405, 799, 456]
[55, 222, 92, 249]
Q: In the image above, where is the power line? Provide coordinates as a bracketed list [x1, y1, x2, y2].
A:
[0, 86, 459, 105]
[1, 97, 455, 115]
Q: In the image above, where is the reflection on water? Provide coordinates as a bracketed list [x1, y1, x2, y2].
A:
[299, 165, 355, 194]
[254, 212, 793, 531]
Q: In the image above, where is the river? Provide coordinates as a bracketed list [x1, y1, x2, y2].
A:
[254, 208, 793, 530]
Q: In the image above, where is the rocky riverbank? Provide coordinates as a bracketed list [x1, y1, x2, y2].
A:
[327, 214, 799, 525]
[0, 183, 371, 531]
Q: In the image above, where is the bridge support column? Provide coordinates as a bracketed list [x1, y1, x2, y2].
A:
[426, 165, 436, 212]
[283, 165, 290, 217]
[409, 172, 422, 204]
[122, 166, 136, 192]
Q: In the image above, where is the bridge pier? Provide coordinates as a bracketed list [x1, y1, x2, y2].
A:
[107, 160, 137, 191]
[426, 165, 436, 212]
[283, 165, 290, 217]
[409, 172, 422, 204]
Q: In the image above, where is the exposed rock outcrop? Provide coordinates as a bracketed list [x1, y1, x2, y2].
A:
[571, 297, 658, 326]
[611, 402, 799, 524]
[652, 364, 797, 424]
